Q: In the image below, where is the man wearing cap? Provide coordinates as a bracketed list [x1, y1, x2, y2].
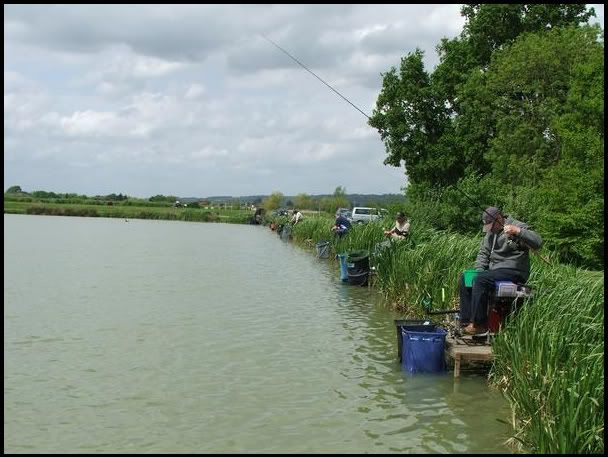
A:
[384, 212, 410, 240]
[459, 207, 543, 335]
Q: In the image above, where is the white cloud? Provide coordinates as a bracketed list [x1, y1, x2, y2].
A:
[426, 4, 466, 35]
[57, 92, 176, 139]
[4, 71, 55, 132]
[6, 4, 539, 197]
[74, 45, 187, 97]
[60, 110, 123, 137]
[185, 83, 205, 99]
[130, 54, 184, 78]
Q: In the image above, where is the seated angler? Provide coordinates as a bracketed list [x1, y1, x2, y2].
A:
[459, 207, 543, 335]
[383, 212, 410, 240]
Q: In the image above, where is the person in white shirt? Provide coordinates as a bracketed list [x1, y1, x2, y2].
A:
[291, 209, 303, 225]
[384, 212, 410, 240]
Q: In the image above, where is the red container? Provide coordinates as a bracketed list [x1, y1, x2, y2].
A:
[488, 307, 502, 333]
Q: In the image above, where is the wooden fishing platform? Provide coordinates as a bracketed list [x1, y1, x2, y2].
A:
[445, 335, 494, 379]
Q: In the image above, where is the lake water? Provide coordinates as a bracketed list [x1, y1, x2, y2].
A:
[4, 214, 512, 453]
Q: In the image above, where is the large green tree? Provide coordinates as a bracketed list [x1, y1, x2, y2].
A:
[293, 193, 314, 210]
[262, 191, 284, 211]
[5, 185, 23, 194]
[490, 26, 604, 268]
[461, 4, 594, 68]
[369, 4, 603, 268]
[370, 4, 595, 190]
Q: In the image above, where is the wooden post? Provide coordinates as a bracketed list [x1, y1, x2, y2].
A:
[454, 354, 461, 379]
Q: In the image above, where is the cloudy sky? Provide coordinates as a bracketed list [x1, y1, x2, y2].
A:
[4, 4, 604, 198]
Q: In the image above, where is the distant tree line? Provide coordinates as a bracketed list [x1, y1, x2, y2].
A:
[7, 187, 403, 214]
[149, 194, 179, 203]
[4, 187, 172, 207]
[259, 186, 405, 213]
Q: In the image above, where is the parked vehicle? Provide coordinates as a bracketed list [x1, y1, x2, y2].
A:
[271, 208, 290, 217]
[350, 207, 388, 223]
[335, 207, 351, 218]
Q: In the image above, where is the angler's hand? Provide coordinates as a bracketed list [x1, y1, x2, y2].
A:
[503, 224, 521, 236]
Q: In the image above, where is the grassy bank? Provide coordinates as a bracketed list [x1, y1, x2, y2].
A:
[4, 200, 251, 224]
[283, 215, 604, 454]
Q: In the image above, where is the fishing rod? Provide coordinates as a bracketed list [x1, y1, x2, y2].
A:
[451, 184, 551, 265]
[260, 34, 371, 120]
[451, 185, 505, 230]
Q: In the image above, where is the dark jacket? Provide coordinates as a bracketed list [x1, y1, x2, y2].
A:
[335, 215, 351, 229]
[474, 215, 543, 280]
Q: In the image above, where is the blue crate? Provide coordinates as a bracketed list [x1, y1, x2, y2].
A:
[401, 327, 447, 374]
[394, 320, 435, 363]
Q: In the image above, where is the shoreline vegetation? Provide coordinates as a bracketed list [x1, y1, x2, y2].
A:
[3, 198, 252, 224]
[5, 200, 603, 454]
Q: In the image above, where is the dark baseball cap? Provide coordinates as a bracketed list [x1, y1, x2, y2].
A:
[482, 207, 501, 232]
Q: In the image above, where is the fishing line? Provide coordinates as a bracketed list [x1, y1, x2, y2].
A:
[261, 34, 371, 120]
[451, 185, 503, 228]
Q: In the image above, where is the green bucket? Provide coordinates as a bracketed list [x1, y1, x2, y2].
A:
[463, 269, 479, 287]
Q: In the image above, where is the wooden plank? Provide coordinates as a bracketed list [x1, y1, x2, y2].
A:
[445, 335, 494, 378]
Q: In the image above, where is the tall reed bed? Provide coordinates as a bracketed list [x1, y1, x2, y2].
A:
[290, 216, 479, 314]
[289, 214, 335, 248]
[490, 266, 604, 454]
[372, 230, 479, 313]
[290, 216, 390, 260]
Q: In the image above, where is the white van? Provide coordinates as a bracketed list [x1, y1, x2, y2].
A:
[350, 207, 388, 223]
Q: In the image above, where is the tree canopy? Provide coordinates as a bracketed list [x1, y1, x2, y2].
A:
[262, 191, 284, 211]
[369, 4, 603, 269]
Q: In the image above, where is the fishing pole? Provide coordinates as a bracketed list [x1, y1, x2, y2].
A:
[260, 34, 371, 120]
[451, 184, 551, 265]
[451, 185, 504, 230]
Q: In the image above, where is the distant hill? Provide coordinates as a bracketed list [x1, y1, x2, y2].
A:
[343, 194, 405, 206]
[179, 194, 405, 206]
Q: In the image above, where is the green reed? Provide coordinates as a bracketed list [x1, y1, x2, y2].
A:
[490, 267, 604, 454]
[289, 216, 480, 315]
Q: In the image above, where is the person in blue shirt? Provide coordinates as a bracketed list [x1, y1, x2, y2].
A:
[332, 214, 351, 238]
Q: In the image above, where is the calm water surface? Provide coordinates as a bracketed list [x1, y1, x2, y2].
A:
[4, 214, 512, 453]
